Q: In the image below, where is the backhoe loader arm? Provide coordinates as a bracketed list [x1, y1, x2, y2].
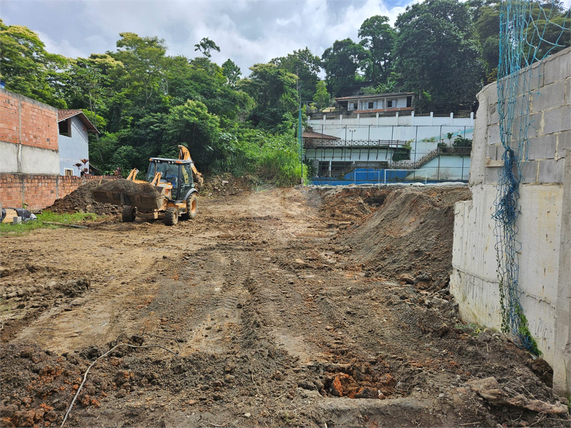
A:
[126, 168, 138, 181]
[178, 145, 203, 188]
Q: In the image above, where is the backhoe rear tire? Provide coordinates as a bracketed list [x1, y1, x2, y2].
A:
[122, 206, 137, 222]
[181, 195, 197, 220]
[164, 207, 178, 226]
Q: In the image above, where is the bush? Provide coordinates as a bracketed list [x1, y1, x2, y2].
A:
[453, 136, 472, 148]
[210, 128, 304, 186]
[392, 148, 411, 162]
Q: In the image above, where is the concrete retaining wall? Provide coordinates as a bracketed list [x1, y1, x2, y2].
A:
[451, 47, 571, 394]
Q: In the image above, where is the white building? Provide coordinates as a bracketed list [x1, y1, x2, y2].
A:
[58, 110, 99, 176]
[335, 92, 414, 114]
[305, 111, 475, 182]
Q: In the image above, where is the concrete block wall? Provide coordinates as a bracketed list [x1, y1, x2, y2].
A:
[0, 174, 116, 211]
[478, 49, 570, 186]
[451, 47, 571, 395]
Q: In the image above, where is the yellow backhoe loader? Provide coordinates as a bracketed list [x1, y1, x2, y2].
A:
[92, 145, 203, 226]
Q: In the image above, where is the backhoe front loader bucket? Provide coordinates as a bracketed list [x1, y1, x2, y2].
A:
[92, 179, 165, 211]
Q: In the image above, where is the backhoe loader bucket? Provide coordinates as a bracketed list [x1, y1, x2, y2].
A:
[92, 179, 165, 211]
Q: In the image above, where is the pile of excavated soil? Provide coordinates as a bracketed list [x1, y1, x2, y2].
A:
[343, 186, 471, 290]
[310, 185, 471, 290]
[46, 181, 120, 216]
[308, 186, 386, 222]
[0, 343, 112, 428]
[94, 179, 161, 198]
[201, 174, 258, 198]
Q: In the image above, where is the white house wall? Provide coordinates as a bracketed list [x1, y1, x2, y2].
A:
[58, 116, 90, 176]
[308, 114, 474, 162]
[304, 147, 392, 162]
[310, 112, 474, 128]
[406, 156, 471, 181]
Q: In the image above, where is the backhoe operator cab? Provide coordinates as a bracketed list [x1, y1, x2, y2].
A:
[146, 157, 198, 225]
[147, 158, 195, 201]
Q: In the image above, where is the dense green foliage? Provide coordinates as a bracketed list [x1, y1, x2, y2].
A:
[393, 0, 484, 112]
[270, 48, 321, 102]
[239, 63, 298, 131]
[1, 0, 569, 181]
[0, 19, 68, 107]
[322, 38, 365, 97]
[358, 15, 396, 85]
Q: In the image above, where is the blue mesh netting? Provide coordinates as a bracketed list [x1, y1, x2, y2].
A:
[493, 0, 570, 354]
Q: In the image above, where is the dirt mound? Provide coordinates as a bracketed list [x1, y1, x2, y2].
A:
[341, 186, 471, 290]
[0, 344, 96, 428]
[309, 186, 378, 221]
[201, 173, 257, 197]
[46, 181, 120, 216]
[94, 179, 161, 198]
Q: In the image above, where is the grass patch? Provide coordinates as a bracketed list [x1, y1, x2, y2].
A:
[455, 322, 485, 336]
[0, 211, 98, 235]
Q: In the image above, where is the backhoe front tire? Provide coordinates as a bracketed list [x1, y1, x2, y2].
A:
[181, 195, 197, 220]
[122, 206, 137, 222]
[164, 207, 178, 226]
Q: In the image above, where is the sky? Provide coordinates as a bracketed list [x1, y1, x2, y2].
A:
[1, 0, 416, 76]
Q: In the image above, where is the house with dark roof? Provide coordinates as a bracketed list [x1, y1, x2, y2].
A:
[58, 109, 99, 176]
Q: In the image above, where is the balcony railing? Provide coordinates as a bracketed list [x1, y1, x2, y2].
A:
[304, 139, 410, 149]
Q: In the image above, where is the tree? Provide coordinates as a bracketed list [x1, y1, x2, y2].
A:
[312, 80, 330, 111]
[393, 0, 484, 112]
[222, 59, 242, 87]
[474, 4, 500, 81]
[270, 48, 321, 101]
[239, 63, 298, 131]
[321, 38, 365, 97]
[358, 15, 396, 85]
[524, 2, 571, 61]
[111, 32, 168, 109]
[0, 19, 68, 107]
[63, 54, 124, 124]
[165, 55, 253, 122]
[165, 99, 221, 164]
[194, 37, 220, 58]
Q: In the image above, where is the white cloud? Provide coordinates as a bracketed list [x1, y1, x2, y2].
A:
[3, 0, 420, 75]
[36, 31, 85, 59]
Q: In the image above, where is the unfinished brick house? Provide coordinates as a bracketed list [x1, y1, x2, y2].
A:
[0, 89, 104, 211]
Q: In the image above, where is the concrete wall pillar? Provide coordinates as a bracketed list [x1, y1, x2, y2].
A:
[554, 148, 571, 395]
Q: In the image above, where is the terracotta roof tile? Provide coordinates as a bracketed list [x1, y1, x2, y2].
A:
[58, 109, 99, 134]
[303, 131, 340, 140]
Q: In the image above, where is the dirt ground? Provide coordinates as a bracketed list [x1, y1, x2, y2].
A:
[1, 183, 569, 428]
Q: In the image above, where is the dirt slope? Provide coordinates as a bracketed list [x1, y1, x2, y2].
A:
[1, 186, 568, 428]
[46, 181, 120, 216]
